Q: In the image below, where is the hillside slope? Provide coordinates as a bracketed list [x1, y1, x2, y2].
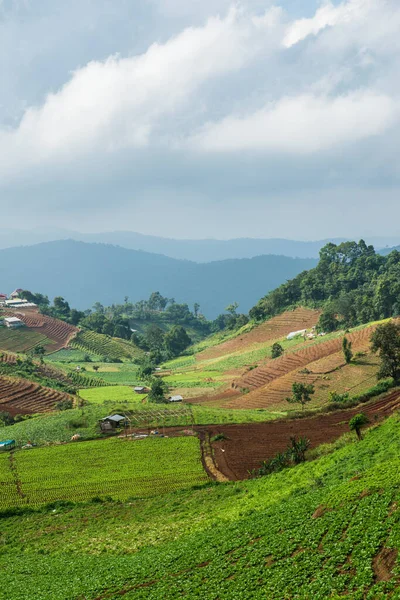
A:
[0, 240, 316, 317]
[2, 414, 400, 599]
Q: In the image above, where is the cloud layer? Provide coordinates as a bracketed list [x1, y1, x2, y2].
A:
[0, 0, 400, 238]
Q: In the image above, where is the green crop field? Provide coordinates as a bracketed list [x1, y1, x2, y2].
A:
[46, 348, 102, 362]
[70, 330, 142, 361]
[0, 327, 50, 353]
[2, 414, 400, 599]
[79, 385, 145, 404]
[0, 436, 207, 510]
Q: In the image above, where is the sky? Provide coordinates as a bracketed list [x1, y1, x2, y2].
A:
[0, 0, 400, 240]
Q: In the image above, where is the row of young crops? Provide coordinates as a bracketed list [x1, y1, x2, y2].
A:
[70, 330, 139, 360]
[0, 328, 49, 353]
[0, 437, 208, 509]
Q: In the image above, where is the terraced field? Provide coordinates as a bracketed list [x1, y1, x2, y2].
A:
[0, 376, 73, 415]
[225, 323, 377, 409]
[0, 327, 50, 353]
[196, 307, 320, 361]
[207, 389, 400, 479]
[0, 308, 77, 353]
[71, 330, 142, 361]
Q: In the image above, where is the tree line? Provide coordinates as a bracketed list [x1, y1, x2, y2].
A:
[250, 240, 400, 331]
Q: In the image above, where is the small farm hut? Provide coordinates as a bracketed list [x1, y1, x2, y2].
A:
[168, 395, 183, 403]
[99, 414, 127, 431]
[4, 317, 25, 329]
[134, 386, 146, 394]
[0, 439, 16, 451]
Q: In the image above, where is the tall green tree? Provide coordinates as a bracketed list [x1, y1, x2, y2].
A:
[148, 378, 168, 404]
[164, 326, 191, 357]
[342, 336, 353, 364]
[370, 321, 400, 383]
[286, 382, 315, 411]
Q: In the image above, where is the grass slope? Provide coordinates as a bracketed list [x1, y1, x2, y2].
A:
[0, 327, 50, 353]
[2, 415, 400, 599]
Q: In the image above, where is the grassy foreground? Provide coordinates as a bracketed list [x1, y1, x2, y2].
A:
[2, 414, 400, 599]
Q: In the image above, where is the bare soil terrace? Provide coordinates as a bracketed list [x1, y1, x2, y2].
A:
[202, 390, 400, 480]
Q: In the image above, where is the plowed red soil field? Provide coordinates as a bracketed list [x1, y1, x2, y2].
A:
[203, 390, 400, 480]
[0, 375, 73, 416]
[2, 308, 78, 352]
[197, 308, 320, 361]
[227, 324, 376, 409]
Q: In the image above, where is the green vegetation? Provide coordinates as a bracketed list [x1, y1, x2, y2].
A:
[251, 240, 400, 328]
[70, 330, 141, 361]
[371, 321, 400, 382]
[349, 412, 370, 440]
[286, 382, 315, 410]
[0, 436, 207, 510]
[271, 342, 284, 358]
[2, 414, 400, 598]
[342, 336, 353, 364]
[0, 327, 49, 354]
[78, 385, 145, 405]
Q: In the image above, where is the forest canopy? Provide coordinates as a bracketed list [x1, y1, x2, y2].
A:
[250, 241, 400, 327]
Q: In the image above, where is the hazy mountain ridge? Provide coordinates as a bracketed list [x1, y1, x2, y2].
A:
[1, 228, 398, 261]
[0, 240, 317, 317]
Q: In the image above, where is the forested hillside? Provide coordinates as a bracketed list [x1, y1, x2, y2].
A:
[251, 241, 400, 327]
[0, 240, 316, 317]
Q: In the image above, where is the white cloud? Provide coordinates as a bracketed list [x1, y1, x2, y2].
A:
[283, 0, 373, 48]
[0, 6, 282, 180]
[189, 91, 398, 153]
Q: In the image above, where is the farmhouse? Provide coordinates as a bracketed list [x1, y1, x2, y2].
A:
[168, 395, 183, 403]
[99, 414, 127, 431]
[4, 317, 25, 329]
[10, 289, 23, 299]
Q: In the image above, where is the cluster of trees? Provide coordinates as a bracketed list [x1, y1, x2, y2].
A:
[21, 292, 86, 326]
[250, 241, 400, 329]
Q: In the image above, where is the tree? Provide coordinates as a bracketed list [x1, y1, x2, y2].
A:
[148, 292, 168, 312]
[164, 326, 191, 357]
[286, 382, 315, 411]
[145, 325, 165, 353]
[148, 378, 168, 404]
[370, 321, 400, 382]
[225, 302, 239, 316]
[271, 343, 284, 359]
[349, 413, 369, 440]
[53, 296, 71, 317]
[342, 336, 353, 364]
[93, 365, 100, 372]
[317, 311, 340, 333]
[193, 303, 200, 318]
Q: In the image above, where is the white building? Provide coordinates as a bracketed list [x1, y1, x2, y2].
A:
[4, 317, 25, 329]
[168, 395, 183, 403]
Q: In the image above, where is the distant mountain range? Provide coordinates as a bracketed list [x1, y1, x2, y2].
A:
[0, 240, 317, 318]
[0, 228, 398, 262]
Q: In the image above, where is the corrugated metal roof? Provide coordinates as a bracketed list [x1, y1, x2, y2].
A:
[102, 414, 126, 422]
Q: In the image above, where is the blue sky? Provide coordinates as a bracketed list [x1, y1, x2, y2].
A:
[0, 0, 399, 239]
